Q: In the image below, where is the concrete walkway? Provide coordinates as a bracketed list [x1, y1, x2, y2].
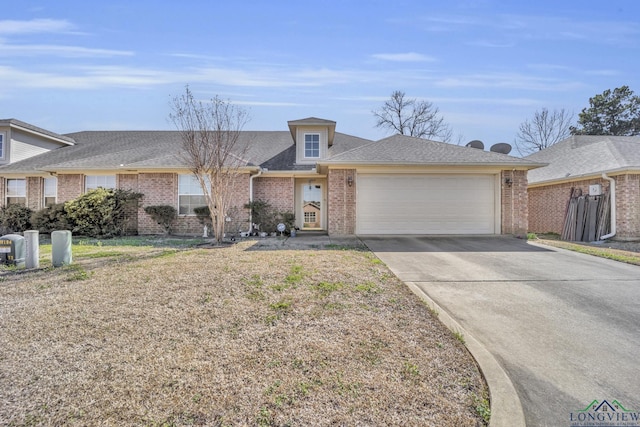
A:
[361, 236, 640, 427]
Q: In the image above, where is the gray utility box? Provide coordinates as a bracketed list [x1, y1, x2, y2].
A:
[0, 234, 26, 267]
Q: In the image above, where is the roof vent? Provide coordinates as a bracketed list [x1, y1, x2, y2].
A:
[466, 140, 484, 150]
[489, 143, 512, 154]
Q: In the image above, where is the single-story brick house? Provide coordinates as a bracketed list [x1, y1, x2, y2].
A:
[0, 117, 540, 236]
[526, 135, 640, 240]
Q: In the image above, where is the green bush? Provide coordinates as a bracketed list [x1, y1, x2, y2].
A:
[31, 203, 70, 233]
[143, 205, 177, 234]
[276, 211, 296, 234]
[64, 188, 142, 238]
[193, 206, 212, 227]
[244, 200, 295, 233]
[0, 204, 33, 234]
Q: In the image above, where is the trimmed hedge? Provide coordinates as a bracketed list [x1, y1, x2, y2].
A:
[143, 205, 177, 234]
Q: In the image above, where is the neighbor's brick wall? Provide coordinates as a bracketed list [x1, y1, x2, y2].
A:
[253, 177, 295, 213]
[528, 177, 612, 236]
[614, 174, 640, 240]
[501, 170, 528, 236]
[328, 168, 356, 235]
[57, 174, 83, 202]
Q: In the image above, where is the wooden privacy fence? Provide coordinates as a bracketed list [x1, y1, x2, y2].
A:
[561, 188, 611, 242]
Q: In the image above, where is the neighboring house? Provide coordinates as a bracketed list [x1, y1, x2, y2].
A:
[303, 201, 321, 229]
[526, 135, 640, 240]
[0, 117, 540, 236]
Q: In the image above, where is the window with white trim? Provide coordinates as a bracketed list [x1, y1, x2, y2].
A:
[85, 175, 116, 191]
[6, 178, 26, 206]
[44, 177, 57, 207]
[304, 211, 316, 223]
[304, 133, 320, 158]
[178, 174, 209, 215]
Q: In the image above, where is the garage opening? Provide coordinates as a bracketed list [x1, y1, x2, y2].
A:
[356, 174, 498, 235]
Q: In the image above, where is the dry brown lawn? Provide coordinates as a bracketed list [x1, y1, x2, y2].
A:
[0, 239, 488, 426]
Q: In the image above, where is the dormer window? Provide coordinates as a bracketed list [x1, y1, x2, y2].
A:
[305, 133, 320, 158]
[288, 117, 336, 164]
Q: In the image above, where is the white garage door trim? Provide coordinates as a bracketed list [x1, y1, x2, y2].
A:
[356, 173, 499, 235]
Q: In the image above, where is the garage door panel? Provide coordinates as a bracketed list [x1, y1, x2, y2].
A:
[356, 174, 496, 235]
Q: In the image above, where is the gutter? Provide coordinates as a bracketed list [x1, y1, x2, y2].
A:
[600, 172, 616, 240]
[248, 167, 264, 232]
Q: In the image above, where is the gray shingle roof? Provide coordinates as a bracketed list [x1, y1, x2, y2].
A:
[0, 129, 375, 173]
[525, 135, 640, 184]
[324, 134, 541, 167]
[0, 127, 543, 175]
[0, 118, 75, 145]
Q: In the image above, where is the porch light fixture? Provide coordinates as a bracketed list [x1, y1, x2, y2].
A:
[504, 177, 513, 187]
[347, 175, 354, 187]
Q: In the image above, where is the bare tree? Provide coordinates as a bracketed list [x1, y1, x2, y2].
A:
[515, 108, 574, 156]
[373, 90, 453, 142]
[170, 86, 250, 244]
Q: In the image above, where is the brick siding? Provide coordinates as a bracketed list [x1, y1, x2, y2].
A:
[27, 177, 43, 211]
[138, 172, 251, 236]
[57, 174, 83, 202]
[138, 173, 176, 234]
[253, 177, 295, 213]
[501, 170, 528, 236]
[612, 174, 640, 240]
[327, 168, 356, 235]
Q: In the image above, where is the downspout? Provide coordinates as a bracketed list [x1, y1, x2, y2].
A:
[600, 172, 616, 240]
[248, 168, 264, 233]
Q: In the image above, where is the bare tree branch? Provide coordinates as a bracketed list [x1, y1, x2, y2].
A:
[169, 86, 250, 244]
[373, 90, 453, 142]
[515, 108, 574, 156]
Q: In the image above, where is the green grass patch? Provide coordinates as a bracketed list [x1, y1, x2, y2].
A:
[355, 282, 382, 294]
[63, 264, 93, 281]
[313, 281, 344, 297]
[537, 239, 640, 266]
[473, 392, 491, 423]
[452, 330, 465, 345]
[284, 264, 305, 284]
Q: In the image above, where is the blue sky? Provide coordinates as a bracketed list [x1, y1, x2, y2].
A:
[2, 1, 639, 154]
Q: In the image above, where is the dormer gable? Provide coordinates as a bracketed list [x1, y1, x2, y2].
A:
[0, 119, 75, 165]
[287, 117, 336, 164]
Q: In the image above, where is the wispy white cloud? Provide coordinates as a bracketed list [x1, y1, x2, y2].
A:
[431, 97, 540, 107]
[235, 100, 306, 107]
[0, 42, 133, 57]
[0, 62, 380, 91]
[371, 52, 436, 62]
[526, 63, 572, 72]
[435, 72, 584, 91]
[583, 69, 620, 77]
[467, 40, 515, 48]
[0, 18, 74, 35]
[0, 65, 172, 89]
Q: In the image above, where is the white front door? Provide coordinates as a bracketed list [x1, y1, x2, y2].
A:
[297, 181, 324, 230]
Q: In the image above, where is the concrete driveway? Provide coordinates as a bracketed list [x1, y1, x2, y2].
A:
[361, 236, 640, 427]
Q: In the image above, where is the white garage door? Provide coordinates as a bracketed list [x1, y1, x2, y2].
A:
[357, 174, 497, 234]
